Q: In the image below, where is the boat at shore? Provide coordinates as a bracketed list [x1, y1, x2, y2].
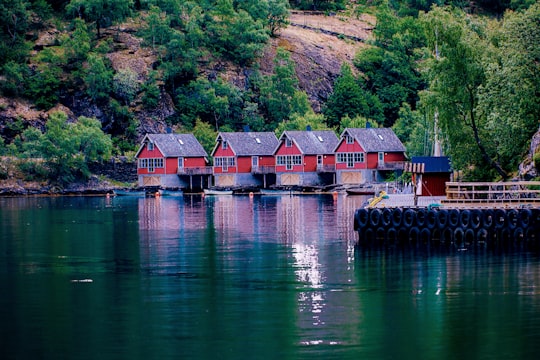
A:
[260, 189, 301, 196]
[113, 189, 146, 196]
[203, 189, 233, 195]
[346, 187, 376, 196]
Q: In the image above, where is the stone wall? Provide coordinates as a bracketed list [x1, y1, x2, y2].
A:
[89, 159, 137, 183]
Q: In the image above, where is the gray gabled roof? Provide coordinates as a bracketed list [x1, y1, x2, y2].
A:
[340, 128, 406, 152]
[213, 132, 279, 156]
[279, 130, 339, 155]
[137, 133, 208, 158]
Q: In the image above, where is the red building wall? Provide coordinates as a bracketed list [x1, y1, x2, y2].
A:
[237, 156, 252, 173]
[275, 142, 303, 172]
[165, 158, 177, 174]
[259, 155, 275, 167]
[303, 155, 317, 172]
[419, 173, 450, 196]
[213, 144, 237, 173]
[366, 153, 379, 169]
[335, 139, 366, 170]
[384, 152, 406, 162]
[184, 157, 207, 168]
[137, 146, 166, 175]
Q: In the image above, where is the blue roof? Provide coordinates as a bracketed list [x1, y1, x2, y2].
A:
[412, 156, 452, 173]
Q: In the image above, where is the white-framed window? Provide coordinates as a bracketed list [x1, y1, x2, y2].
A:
[178, 157, 184, 168]
[252, 156, 258, 167]
[285, 138, 292, 147]
[337, 153, 364, 168]
[345, 135, 354, 144]
[148, 142, 154, 151]
[222, 140, 228, 150]
[378, 152, 385, 164]
[214, 157, 235, 172]
[138, 158, 164, 172]
[277, 155, 302, 170]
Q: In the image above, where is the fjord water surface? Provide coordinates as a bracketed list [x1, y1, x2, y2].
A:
[1, 195, 539, 360]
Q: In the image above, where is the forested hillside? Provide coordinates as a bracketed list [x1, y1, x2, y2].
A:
[0, 0, 539, 187]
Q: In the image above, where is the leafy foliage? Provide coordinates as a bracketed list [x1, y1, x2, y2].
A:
[20, 111, 112, 184]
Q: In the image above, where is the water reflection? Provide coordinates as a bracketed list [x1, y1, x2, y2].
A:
[2, 195, 540, 360]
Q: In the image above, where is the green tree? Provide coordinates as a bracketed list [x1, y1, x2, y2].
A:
[275, 112, 329, 135]
[62, 18, 91, 63]
[323, 63, 383, 127]
[139, 5, 173, 50]
[354, 8, 427, 127]
[84, 53, 113, 101]
[113, 67, 140, 105]
[192, 118, 217, 156]
[24, 48, 64, 109]
[22, 111, 112, 184]
[420, 7, 507, 180]
[66, 0, 134, 37]
[207, 0, 269, 65]
[1, 61, 28, 96]
[478, 3, 540, 172]
[259, 48, 310, 126]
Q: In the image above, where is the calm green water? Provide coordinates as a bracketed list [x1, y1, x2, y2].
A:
[1, 195, 540, 360]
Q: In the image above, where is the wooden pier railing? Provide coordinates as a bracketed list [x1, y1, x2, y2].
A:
[443, 181, 540, 205]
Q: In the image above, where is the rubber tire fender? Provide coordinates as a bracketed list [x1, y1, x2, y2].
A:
[391, 208, 403, 228]
[416, 209, 426, 227]
[402, 209, 416, 228]
[470, 209, 483, 230]
[460, 210, 471, 229]
[426, 209, 437, 229]
[381, 208, 392, 227]
[436, 209, 449, 229]
[454, 227, 465, 248]
[448, 209, 460, 228]
[369, 208, 381, 228]
[507, 209, 519, 230]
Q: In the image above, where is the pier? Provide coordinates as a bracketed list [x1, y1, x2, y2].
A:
[354, 181, 540, 250]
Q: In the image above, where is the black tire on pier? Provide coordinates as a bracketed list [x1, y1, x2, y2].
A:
[441, 227, 454, 245]
[483, 209, 494, 230]
[403, 209, 416, 228]
[436, 209, 449, 230]
[369, 208, 382, 228]
[464, 228, 475, 246]
[470, 209, 483, 230]
[416, 208, 426, 227]
[420, 228, 431, 245]
[426, 209, 437, 230]
[454, 227, 465, 248]
[355, 208, 369, 230]
[460, 210, 471, 229]
[513, 227, 525, 248]
[448, 209, 460, 228]
[494, 209, 507, 229]
[392, 208, 403, 228]
[507, 209, 519, 230]
[381, 208, 392, 227]
[519, 209, 532, 228]
[476, 228, 489, 248]
[364, 228, 375, 245]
